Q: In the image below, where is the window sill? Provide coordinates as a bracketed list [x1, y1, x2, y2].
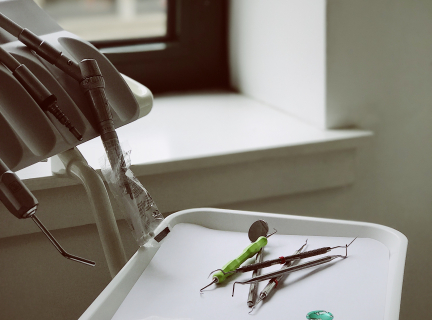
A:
[5, 92, 371, 238]
[18, 92, 371, 183]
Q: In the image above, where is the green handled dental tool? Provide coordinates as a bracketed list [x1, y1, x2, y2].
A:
[200, 235, 268, 292]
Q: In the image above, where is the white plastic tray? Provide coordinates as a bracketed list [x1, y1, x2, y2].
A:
[79, 208, 407, 320]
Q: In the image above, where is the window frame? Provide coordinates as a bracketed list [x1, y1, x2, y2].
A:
[91, 0, 176, 49]
[96, 0, 230, 94]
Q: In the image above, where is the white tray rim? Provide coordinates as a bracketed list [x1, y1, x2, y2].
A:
[79, 208, 408, 320]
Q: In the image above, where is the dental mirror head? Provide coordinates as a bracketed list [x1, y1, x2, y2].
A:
[248, 220, 269, 242]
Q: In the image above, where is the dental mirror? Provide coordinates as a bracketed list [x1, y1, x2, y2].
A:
[248, 220, 269, 242]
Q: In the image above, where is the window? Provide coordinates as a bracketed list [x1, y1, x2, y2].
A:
[40, 0, 230, 94]
[100, 0, 230, 94]
[37, 0, 167, 42]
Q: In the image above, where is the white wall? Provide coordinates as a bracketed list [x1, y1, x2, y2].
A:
[326, 1, 432, 318]
[229, 0, 327, 128]
[230, 1, 432, 319]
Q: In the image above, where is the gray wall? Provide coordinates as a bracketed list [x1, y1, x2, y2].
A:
[229, 0, 432, 319]
[326, 1, 432, 318]
[0, 220, 138, 320]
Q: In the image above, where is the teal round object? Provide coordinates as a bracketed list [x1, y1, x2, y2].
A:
[306, 310, 334, 320]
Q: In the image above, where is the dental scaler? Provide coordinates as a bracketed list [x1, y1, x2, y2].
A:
[200, 236, 268, 292]
[0, 158, 95, 266]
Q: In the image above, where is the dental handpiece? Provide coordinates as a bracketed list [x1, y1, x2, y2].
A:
[0, 158, 95, 266]
[0, 13, 82, 80]
[0, 46, 82, 141]
[0, 14, 133, 198]
[79, 59, 133, 198]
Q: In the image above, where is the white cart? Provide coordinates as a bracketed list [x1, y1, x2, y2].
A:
[79, 208, 407, 320]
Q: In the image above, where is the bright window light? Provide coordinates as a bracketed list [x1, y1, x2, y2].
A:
[36, 0, 167, 42]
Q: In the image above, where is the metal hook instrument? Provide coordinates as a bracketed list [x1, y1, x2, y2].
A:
[233, 238, 357, 297]
[200, 220, 277, 293]
[249, 239, 308, 313]
[213, 237, 357, 278]
[232, 253, 347, 297]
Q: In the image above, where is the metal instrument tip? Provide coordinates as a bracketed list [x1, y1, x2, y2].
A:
[200, 278, 217, 293]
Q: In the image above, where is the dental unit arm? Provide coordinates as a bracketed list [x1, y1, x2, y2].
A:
[0, 0, 153, 268]
[0, 0, 149, 171]
[0, 11, 132, 197]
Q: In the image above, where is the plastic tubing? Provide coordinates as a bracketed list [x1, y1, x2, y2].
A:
[0, 46, 20, 70]
[0, 13, 22, 37]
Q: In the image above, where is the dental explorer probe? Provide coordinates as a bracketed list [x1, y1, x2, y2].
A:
[247, 220, 271, 307]
[249, 240, 308, 312]
[212, 237, 357, 277]
[232, 254, 348, 297]
[247, 247, 264, 307]
[0, 158, 95, 266]
[0, 46, 83, 141]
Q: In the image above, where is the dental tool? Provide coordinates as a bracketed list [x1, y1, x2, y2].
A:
[0, 158, 95, 266]
[215, 237, 357, 277]
[79, 59, 133, 198]
[246, 220, 271, 307]
[30, 215, 95, 266]
[0, 14, 133, 198]
[0, 12, 82, 81]
[200, 235, 268, 293]
[247, 247, 264, 307]
[0, 46, 82, 141]
[232, 254, 347, 297]
[249, 240, 308, 312]
[201, 220, 277, 294]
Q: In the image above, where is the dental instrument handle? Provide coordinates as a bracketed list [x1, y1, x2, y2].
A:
[79, 59, 133, 198]
[234, 246, 332, 274]
[232, 255, 345, 296]
[212, 236, 268, 284]
[0, 47, 83, 140]
[239, 255, 342, 287]
[257, 242, 307, 305]
[0, 12, 22, 38]
[234, 238, 356, 276]
[0, 14, 131, 196]
[0, 158, 38, 219]
[0, 13, 82, 80]
[247, 248, 264, 307]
